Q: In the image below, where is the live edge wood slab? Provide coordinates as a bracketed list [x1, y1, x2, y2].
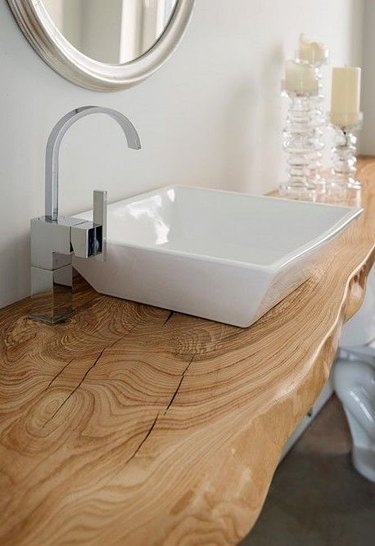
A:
[1, 159, 375, 546]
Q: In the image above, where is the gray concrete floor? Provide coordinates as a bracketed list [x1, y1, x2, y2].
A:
[242, 396, 375, 546]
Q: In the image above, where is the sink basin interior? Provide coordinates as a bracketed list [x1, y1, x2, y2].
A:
[78, 186, 360, 267]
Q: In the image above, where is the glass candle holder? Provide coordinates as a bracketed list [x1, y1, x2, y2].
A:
[328, 112, 363, 190]
[280, 86, 319, 195]
[294, 49, 329, 189]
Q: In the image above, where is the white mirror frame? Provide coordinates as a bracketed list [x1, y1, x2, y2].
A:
[6, 0, 194, 91]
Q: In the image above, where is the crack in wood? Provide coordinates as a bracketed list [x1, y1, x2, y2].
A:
[42, 346, 107, 428]
[104, 356, 195, 478]
[164, 356, 194, 414]
[125, 413, 159, 464]
[163, 311, 174, 326]
[42, 330, 135, 427]
[116, 355, 195, 470]
[47, 359, 74, 388]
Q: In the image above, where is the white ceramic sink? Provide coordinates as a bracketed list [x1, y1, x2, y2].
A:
[74, 185, 362, 327]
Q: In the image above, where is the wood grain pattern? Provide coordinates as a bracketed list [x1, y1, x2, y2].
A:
[1, 159, 375, 546]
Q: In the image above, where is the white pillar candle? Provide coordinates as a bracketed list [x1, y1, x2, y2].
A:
[330, 67, 361, 126]
[284, 60, 318, 94]
[298, 34, 328, 64]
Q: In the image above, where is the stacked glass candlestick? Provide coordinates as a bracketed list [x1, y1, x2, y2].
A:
[280, 60, 321, 195]
[329, 67, 362, 190]
[297, 35, 329, 189]
[280, 35, 329, 196]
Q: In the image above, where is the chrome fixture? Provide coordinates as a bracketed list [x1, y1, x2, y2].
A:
[30, 106, 141, 324]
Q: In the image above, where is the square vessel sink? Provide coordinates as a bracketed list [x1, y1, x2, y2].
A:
[74, 186, 361, 327]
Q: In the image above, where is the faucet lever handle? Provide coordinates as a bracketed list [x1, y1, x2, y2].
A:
[93, 190, 107, 237]
[93, 190, 107, 260]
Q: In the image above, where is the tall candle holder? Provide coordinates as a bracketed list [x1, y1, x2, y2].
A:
[280, 86, 319, 194]
[295, 45, 329, 189]
[328, 113, 363, 190]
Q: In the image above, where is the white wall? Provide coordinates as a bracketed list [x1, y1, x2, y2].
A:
[0, 0, 364, 308]
[360, 0, 375, 154]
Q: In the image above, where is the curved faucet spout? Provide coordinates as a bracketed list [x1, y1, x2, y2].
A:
[45, 106, 141, 221]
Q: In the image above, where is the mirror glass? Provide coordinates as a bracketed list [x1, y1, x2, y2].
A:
[42, 0, 179, 64]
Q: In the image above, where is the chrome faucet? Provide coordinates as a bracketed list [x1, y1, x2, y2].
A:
[30, 106, 141, 324]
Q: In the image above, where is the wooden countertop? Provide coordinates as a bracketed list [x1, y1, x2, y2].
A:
[1, 159, 375, 546]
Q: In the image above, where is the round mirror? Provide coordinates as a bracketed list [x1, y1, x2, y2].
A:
[6, 0, 194, 91]
[42, 0, 179, 64]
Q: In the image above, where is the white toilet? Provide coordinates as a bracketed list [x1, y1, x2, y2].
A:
[333, 267, 375, 482]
